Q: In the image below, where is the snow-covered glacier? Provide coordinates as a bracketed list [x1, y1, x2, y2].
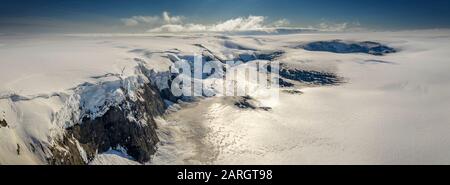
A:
[1, 30, 450, 164]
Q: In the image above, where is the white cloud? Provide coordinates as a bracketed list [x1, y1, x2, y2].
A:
[148, 24, 185, 32]
[317, 22, 349, 31]
[148, 23, 207, 32]
[121, 18, 139, 26]
[162, 11, 183, 24]
[147, 15, 285, 33]
[271, 19, 290, 27]
[308, 21, 364, 32]
[122, 11, 364, 33]
[211, 16, 266, 31]
[122, 11, 292, 33]
[121, 11, 183, 27]
[121, 16, 160, 26]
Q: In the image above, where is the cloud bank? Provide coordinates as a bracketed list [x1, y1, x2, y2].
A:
[120, 11, 183, 27]
[148, 15, 274, 32]
[121, 11, 361, 33]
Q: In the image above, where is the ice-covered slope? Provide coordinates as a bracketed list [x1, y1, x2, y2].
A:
[1, 30, 450, 164]
[0, 33, 283, 164]
[152, 30, 450, 164]
[0, 34, 200, 164]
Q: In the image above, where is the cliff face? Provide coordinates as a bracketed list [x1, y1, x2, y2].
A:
[49, 78, 167, 165]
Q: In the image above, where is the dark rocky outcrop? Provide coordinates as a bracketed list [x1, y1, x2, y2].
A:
[256, 50, 285, 61]
[0, 119, 7, 128]
[235, 96, 257, 110]
[280, 67, 342, 85]
[278, 78, 294, 87]
[282, 89, 304, 95]
[48, 135, 87, 165]
[267, 63, 343, 86]
[234, 96, 271, 111]
[297, 40, 396, 56]
[238, 50, 285, 62]
[364, 59, 396, 64]
[16, 144, 20, 155]
[49, 80, 166, 165]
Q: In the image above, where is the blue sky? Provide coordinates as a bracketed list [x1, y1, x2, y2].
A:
[1, 0, 449, 33]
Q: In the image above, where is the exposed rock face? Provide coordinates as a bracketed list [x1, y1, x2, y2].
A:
[0, 119, 7, 127]
[238, 51, 285, 62]
[278, 78, 294, 87]
[49, 81, 166, 165]
[48, 135, 87, 165]
[234, 96, 272, 111]
[267, 63, 343, 86]
[158, 74, 185, 103]
[282, 89, 304, 95]
[235, 96, 257, 109]
[280, 68, 342, 85]
[298, 40, 396, 56]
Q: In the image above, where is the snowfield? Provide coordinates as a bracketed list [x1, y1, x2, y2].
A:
[1, 30, 450, 164]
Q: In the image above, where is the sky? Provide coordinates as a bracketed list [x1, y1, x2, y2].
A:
[1, 0, 449, 33]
